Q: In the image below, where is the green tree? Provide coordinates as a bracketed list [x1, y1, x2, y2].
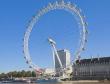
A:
[32, 71, 36, 77]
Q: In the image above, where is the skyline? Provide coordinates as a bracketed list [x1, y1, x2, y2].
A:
[0, 0, 110, 73]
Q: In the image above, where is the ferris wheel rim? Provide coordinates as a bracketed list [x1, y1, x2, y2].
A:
[23, 1, 88, 71]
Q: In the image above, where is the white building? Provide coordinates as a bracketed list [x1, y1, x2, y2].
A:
[44, 68, 54, 75]
[55, 49, 72, 76]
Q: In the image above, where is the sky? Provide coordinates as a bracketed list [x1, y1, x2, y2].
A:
[0, 0, 110, 73]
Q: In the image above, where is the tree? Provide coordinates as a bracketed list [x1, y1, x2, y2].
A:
[32, 71, 36, 77]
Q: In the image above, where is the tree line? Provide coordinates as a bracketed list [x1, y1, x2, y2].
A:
[0, 70, 36, 80]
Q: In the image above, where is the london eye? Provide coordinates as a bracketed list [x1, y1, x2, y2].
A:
[23, 0, 88, 77]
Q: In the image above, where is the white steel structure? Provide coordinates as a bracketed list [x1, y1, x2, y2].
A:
[48, 38, 72, 78]
[23, 0, 88, 76]
[48, 38, 63, 69]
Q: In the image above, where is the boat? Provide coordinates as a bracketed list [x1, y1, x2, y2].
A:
[12, 79, 30, 83]
[12, 78, 31, 83]
[36, 77, 61, 83]
[1, 78, 31, 83]
[1, 80, 13, 83]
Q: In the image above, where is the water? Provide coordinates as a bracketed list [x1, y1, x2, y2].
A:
[0, 82, 110, 84]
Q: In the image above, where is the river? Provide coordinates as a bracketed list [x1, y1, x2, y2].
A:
[0, 81, 110, 84]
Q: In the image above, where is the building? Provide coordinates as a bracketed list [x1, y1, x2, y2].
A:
[55, 49, 72, 76]
[44, 68, 54, 75]
[72, 57, 110, 80]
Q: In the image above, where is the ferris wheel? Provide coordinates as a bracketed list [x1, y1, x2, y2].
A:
[23, 0, 88, 74]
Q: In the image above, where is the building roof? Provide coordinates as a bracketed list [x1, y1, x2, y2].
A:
[76, 56, 110, 64]
[57, 49, 70, 52]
